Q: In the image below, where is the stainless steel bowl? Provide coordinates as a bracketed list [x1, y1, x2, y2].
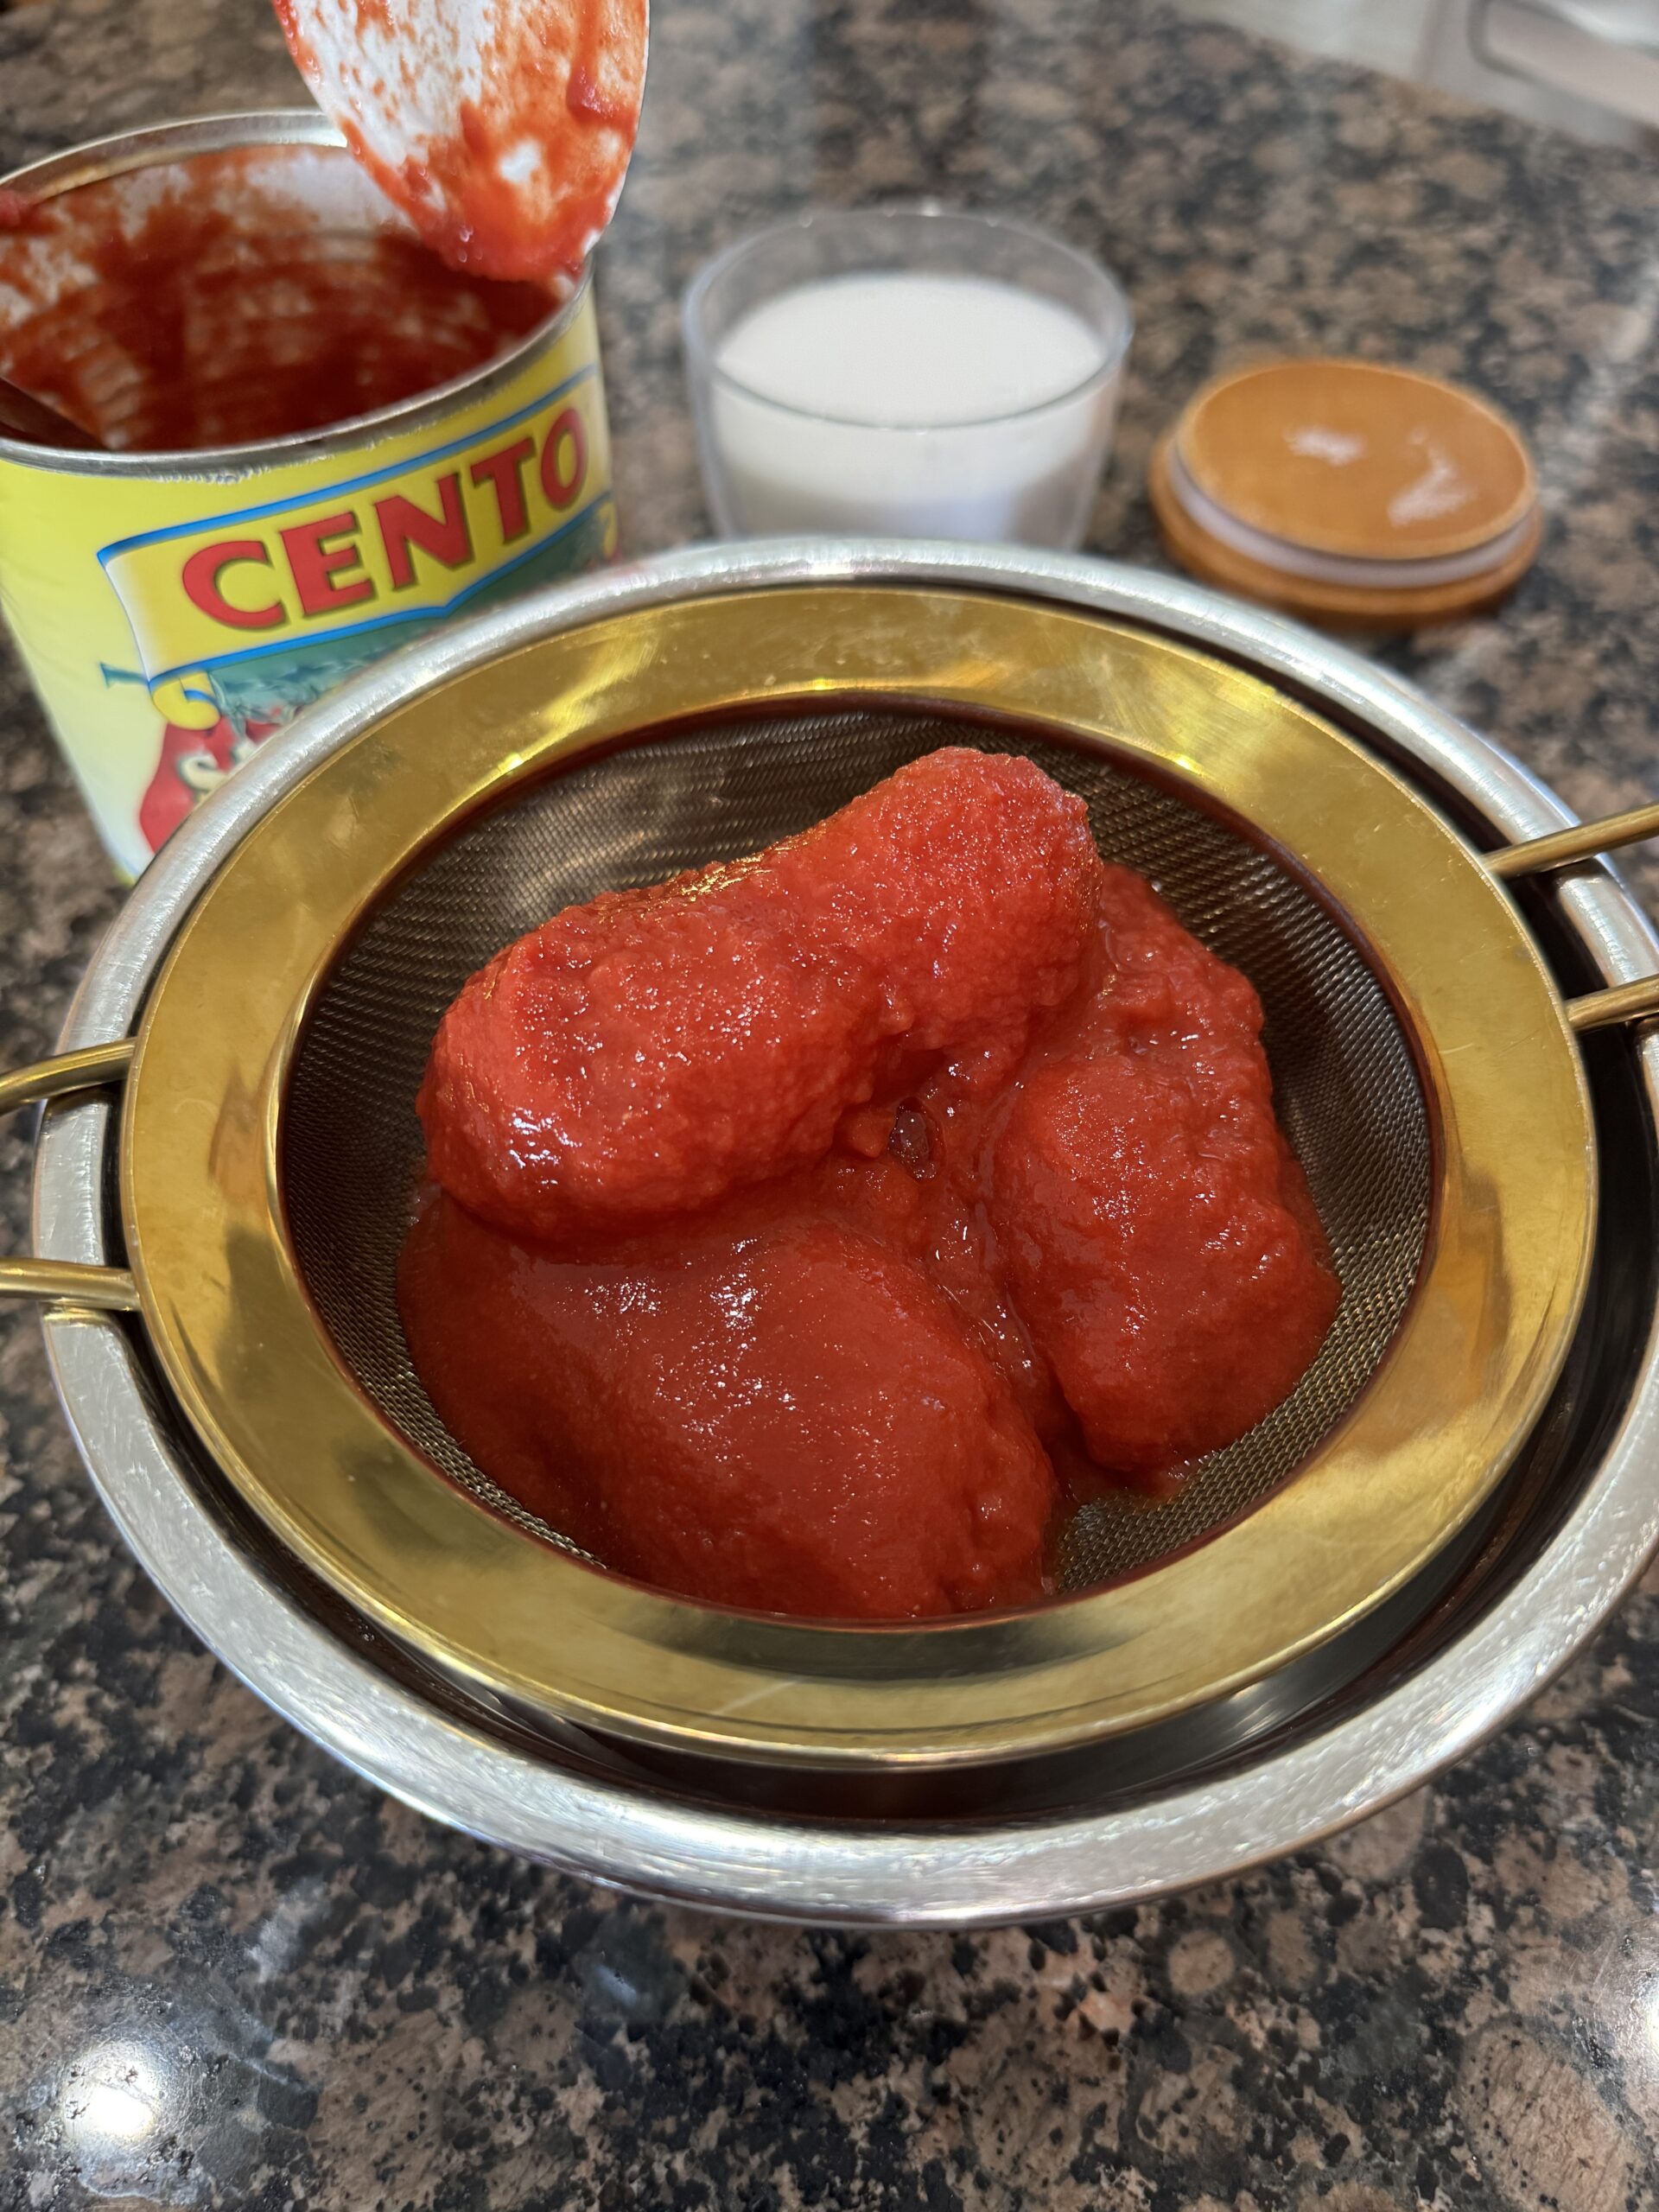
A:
[33, 540, 1659, 1924]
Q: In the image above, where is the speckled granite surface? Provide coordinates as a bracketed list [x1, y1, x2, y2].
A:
[5, 2, 1659, 2206]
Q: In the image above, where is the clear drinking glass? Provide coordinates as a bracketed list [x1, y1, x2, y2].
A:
[682, 205, 1133, 550]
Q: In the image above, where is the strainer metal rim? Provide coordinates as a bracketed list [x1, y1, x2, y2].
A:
[31, 539, 1659, 1920]
[111, 582, 1592, 1764]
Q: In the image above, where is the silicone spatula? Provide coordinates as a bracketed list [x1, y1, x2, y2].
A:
[273, 0, 648, 283]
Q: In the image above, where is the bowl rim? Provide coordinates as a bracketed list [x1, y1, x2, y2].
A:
[34, 537, 1659, 1923]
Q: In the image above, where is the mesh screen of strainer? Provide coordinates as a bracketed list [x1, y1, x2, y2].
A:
[282, 708, 1432, 1592]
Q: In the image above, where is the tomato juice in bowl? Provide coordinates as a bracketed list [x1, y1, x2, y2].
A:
[0, 111, 618, 877]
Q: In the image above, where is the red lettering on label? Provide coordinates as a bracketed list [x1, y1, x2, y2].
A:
[180, 539, 285, 631]
[375, 472, 474, 590]
[538, 407, 587, 511]
[280, 511, 374, 618]
[469, 436, 536, 543]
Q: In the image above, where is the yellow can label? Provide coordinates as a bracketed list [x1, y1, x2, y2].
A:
[0, 286, 615, 877]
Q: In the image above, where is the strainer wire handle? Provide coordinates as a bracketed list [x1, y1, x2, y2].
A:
[1566, 976, 1659, 1034]
[1489, 798, 1659, 1033]
[0, 1039, 138, 1314]
[1487, 798, 1659, 881]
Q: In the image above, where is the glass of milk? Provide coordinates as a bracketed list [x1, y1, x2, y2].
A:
[683, 205, 1132, 548]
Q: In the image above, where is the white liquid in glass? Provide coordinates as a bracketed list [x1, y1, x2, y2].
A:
[705, 271, 1121, 546]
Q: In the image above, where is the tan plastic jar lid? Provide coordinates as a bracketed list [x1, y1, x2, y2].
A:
[1150, 358, 1541, 630]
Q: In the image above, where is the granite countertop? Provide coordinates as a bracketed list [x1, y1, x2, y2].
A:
[6, 1, 1659, 2205]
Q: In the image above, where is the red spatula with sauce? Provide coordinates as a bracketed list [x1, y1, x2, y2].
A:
[273, 0, 648, 283]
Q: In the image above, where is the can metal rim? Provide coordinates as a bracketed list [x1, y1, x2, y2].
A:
[0, 109, 588, 478]
[33, 539, 1659, 1924]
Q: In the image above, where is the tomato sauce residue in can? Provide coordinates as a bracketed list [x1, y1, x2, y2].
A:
[0, 112, 619, 876]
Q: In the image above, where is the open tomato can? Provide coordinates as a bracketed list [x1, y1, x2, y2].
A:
[0, 110, 618, 878]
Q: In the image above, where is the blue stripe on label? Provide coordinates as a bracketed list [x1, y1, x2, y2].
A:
[94, 363, 598, 568]
[139, 491, 613, 685]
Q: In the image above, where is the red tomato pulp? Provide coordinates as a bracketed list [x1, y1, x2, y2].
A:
[401, 749, 1341, 1621]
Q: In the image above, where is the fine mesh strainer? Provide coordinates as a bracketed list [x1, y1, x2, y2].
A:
[6, 580, 1658, 1770]
[281, 705, 1429, 1591]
